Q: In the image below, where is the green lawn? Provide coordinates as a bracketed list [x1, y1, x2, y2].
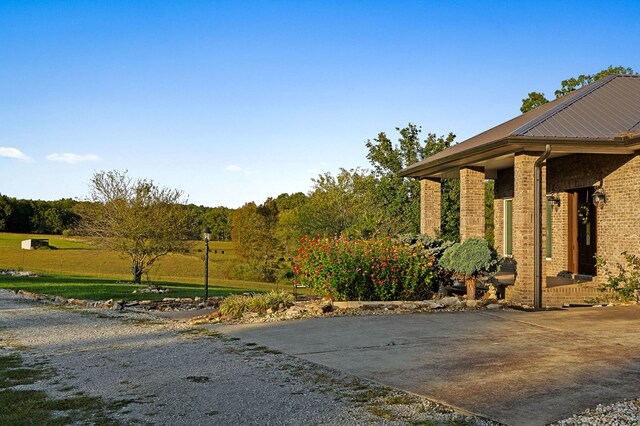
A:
[0, 232, 239, 283]
[0, 232, 92, 249]
[0, 232, 295, 301]
[0, 274, 290, 301]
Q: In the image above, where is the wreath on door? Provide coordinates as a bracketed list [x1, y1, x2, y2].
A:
[578, 203, 590, 225]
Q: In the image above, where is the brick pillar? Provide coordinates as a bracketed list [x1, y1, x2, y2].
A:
[459, 166, 485, 241]
[420, 178, 441, 237]
[511, 152, 537, 305]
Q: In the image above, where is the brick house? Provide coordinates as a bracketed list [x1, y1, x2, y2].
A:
[400, 74, 640, 307]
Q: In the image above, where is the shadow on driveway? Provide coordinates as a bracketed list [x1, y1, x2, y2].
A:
[212, 306, 640, 426]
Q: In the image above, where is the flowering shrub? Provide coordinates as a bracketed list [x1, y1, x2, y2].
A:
[595, 252, 640, 301]
[293, 236, 437, 301]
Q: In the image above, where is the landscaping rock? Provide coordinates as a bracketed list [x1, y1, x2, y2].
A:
[484, 284, 498, 300]
[486, 303, 501, 310]
[242, 312, 259, 319]
[284, 306, 305, 320]
[424, 301, 445, 309]
[465, 300, 481, 308]
[306, 302, 333, 315]
[440, 296, 462, 308]
[1, 269, 37, 277]
[401, 303, 419, 310]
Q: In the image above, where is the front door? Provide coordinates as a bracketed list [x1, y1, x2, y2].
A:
[568, 188, 597, 275]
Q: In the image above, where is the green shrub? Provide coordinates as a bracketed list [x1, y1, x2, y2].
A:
[439, 238, 501, 280]
[293, 236, 437, 301]
[595, 252, 640, 301]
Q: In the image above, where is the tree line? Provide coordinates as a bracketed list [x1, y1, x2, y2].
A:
[0, 193, 233, 242]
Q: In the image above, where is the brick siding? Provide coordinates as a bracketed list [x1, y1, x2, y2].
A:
[493, 153, 640, 307]
[420, 178, 441, 237]
[459, 166, 485, 240]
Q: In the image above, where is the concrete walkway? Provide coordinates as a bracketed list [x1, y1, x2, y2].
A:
[213, 306, 640, 426]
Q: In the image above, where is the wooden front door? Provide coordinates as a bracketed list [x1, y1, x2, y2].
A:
[568, 188, 597, 275]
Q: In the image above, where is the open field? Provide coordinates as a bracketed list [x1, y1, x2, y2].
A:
[0, 233, 291, 300]
[0, 232, 236, 283]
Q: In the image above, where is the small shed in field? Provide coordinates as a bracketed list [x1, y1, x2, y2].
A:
[21, 239, 49, 250]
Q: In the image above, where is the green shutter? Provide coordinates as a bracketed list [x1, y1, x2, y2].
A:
[504, 199, 512, 256]
[545, 198, 552, 258]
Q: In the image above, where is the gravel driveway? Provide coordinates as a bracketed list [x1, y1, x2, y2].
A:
[2, 290, 639, 425]
[0, 290, 494, 425]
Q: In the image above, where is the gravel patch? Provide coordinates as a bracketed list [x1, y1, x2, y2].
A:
[0, 289, 495, 425]
[2, 289, 638, 425]
[549, 399, 640, 426]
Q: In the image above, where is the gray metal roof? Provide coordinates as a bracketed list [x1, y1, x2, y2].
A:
[401, 74, 640, 178]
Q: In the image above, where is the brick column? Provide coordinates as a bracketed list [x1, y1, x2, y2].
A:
[511, 152, 537, 305]
[420, 178, 441, 237]
[459, 166, 485, 241]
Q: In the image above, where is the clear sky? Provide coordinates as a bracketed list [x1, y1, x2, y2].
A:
[1, 1, 638, 208]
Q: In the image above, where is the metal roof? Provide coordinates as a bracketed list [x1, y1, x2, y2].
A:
[401, 75, 640, 178]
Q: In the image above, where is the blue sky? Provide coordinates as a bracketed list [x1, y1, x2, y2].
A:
[1, 1, 638, 208]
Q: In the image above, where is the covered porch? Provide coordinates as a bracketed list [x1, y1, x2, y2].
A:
[401, 75, 640, 307]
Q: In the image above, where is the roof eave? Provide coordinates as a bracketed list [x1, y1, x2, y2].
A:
[622, 131, 640, 150]
[399, 136, 633, 178]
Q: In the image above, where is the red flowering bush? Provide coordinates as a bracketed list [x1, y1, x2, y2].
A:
[293, 236, 437, 301]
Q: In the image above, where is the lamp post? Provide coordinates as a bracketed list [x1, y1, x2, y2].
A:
[203, 227, 211, 301]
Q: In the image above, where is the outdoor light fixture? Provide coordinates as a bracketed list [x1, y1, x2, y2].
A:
[203, 227, 211, 300]
[592, 186, 606, 208]
[546, 193, 561, 207]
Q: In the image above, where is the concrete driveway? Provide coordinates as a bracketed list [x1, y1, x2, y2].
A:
[213, 306, 640, 426]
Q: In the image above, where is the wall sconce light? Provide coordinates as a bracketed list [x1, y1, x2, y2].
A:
[546, 193, 561, 207]
[592, 186, 606, 208]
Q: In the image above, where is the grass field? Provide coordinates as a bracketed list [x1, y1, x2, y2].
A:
[0, 232, 237, 283]
[0, 233, 291, 300]
[0, 274, 288, 301]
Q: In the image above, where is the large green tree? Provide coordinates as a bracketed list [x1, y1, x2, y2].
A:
[271, 192, 308, 256]
[203, 206, 233, 241]
[521, 65, 637, 113]
[77, 170, 191, 284]
[286, 168, 379, 239]
[231, 202, 281, 282]
[365, 123, 457, 237]
[0, 195, 13, 232]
